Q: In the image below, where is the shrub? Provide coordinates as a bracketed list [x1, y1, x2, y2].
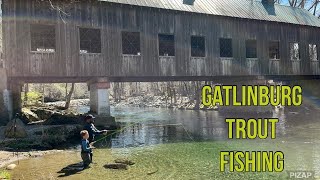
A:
[22, 91, 43, 105]
[0, 170, 11, 179]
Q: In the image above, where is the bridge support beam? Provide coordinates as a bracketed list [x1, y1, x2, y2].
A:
[0, 69, 11, 125]
[89, 78, 115, 127]
[9, 82, 22, 116]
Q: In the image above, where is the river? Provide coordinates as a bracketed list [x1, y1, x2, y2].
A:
[8, 106, 320, 179]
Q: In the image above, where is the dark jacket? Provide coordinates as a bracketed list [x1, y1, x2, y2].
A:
[83, 123, 104, 143]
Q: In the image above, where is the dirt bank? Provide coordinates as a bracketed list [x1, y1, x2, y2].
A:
[0, 149, 71, 168]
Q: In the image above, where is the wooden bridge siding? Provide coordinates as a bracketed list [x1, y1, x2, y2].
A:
[103, 4, 122, 77]
[300, 26, 310, 75]
[279, 24, 289, 75]
[142, 8, 159, 76]
[308, 27, 320, 75]
[3, 0, 320, 79]
[174, 13, 189, 76]
[217, 17, 237, 76]
[3, 0, 18, 76]
[159, 56, 176, 76]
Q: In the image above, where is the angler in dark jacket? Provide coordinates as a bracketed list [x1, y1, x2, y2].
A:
[83, 114, 108, 143]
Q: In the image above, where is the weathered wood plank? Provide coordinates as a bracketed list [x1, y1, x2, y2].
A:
[189, 57, 206, 76]
[246, 58, 260, 75]
[159, 56, 176, 76]
[220, 58, 232, 76]
[311, 61, 320, 75]
[120, 55, 142, 76]
[269, 59, 280, 75]
[79, 54, 103, 76]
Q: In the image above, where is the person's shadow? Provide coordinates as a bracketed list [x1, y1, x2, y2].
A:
[57, 162, 84, 177]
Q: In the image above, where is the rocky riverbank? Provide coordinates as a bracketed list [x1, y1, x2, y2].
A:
[43, 96, 217, 110]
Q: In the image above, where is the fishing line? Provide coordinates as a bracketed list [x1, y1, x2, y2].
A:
[144, 123, 195, 142]
[92, 122, 195, 145]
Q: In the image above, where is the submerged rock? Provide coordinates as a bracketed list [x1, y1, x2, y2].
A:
[114, 158, 135, 165]
[104, 163, 128, 170]
[147, 169, 158, 175]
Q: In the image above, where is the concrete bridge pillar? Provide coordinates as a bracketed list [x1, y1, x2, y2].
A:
[89, 79, 111, 116]
[88, 78, 115, 127]
[0, 69, 11, 125]
[9, 82, 22, 115]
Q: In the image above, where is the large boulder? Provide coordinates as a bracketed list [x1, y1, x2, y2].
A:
[4, 117, 28, 138]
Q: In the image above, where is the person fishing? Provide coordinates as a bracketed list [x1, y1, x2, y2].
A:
[83, 114, 108, 163]
[83, 114, 108, 143]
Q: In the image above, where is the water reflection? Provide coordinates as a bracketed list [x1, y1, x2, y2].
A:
[10, 106, 320, 179]
[88, 107, 320, 149]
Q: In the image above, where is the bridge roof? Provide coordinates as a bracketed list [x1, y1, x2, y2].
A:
[99, 0, 320, 28]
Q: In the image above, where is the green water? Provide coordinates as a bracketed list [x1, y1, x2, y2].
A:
[7, 107, 320, 179]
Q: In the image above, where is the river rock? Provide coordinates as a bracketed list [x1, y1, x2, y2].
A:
[43, 112, 82, 125]
[21, 108, 40, 123]
[6, 164, 17, 170]
[4, 117, 28, 138]
[114, 158, 135, 165]
[104, 163, 128, 170]
[30, 108, 54, 120]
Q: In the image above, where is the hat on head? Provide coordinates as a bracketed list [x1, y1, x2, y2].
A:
[84, 114, 95, 121]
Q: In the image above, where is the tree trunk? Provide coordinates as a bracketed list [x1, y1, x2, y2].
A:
[24, 84, 29, 106]
[65, 83, 75, 109]
[42, 84, 45, 104]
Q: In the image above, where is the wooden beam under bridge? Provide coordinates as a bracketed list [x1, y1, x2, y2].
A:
[8, 75, 320, 84]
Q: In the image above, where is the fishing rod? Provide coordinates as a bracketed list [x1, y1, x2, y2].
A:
[90, 122, 138, 145]
[90, 122, 195, 145]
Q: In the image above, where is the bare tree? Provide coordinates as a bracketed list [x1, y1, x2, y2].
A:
[65, 83, 75, 109]
[278, 0, 320, 17]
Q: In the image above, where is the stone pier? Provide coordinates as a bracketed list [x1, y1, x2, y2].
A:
[89, 78, 115, 127]
[0, 68, 11, 126]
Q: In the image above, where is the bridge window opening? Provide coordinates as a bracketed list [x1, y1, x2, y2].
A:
[122, 31, 141, 55]
[309, 44, 318, 61]
[191, 36, 205, 57]
[31, 24, 56, 52]
[159, 34, 175, 56]
[269, 41, 280, 59]
[79, 28, 101, 53]
[220, 38, 233, 58]
[290, 42, 300, 60]
[246, 40, 257, 58]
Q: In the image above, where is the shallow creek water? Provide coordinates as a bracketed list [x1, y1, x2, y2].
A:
[8, 106, 320, 179]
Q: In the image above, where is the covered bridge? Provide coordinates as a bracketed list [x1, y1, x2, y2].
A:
[0, 0, 320, 122]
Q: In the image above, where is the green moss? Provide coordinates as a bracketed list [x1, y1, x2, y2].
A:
[0, 170, 11, 180]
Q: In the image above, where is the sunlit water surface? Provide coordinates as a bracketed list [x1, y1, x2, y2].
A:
[9, 106, 320, 180]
